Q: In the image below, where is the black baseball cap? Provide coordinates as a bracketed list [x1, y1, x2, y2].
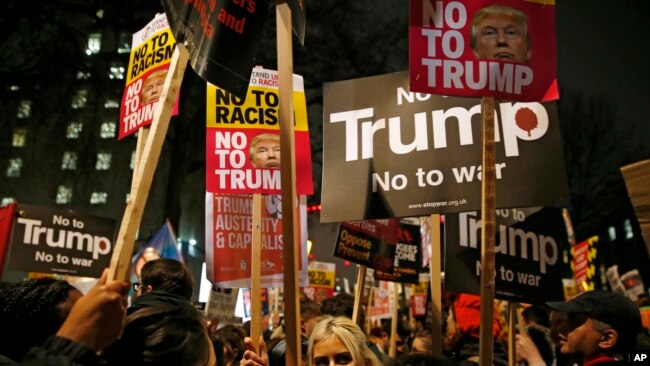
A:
[546, 290, 642, 345]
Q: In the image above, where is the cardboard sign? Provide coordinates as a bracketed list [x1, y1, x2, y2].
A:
[445, 207, 565, 303]
[119, 13, 179, 139]
[306, 261, 336, 304]
[7, 204, 115, 278]
[206, 67, 313, 195]
[162, 0, 269, 98]
[321, 71, 569, 222]
[374, 223, 422, 284]
[409, 0, 557, 102]
[572, 236, 598, 293]
[205, 193, 308, 288]
[333, 220, 399, 272]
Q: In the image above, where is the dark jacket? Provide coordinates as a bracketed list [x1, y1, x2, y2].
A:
[0, 336, 98, 366]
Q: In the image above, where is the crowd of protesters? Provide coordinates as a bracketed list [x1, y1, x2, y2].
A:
[2, 257, 650, 366]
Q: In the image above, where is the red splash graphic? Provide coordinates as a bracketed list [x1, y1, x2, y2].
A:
[515, 107, 538, 136]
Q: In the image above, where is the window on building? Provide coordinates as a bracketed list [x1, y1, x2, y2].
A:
[104, 99, 119, 109]
[624, 219, 634, 239]
[62, 152, 78, 170]
[6, 158, 22, 177]
[90, 192, 108, 204]
[117, 32, 131, 54]
[96, 152, 112, 170]
[66, 122, 83, 139]
[100, 122, 116, 138]
[1, 197, 16, 206]
[130, 150, 136, 170]
[12, 128, 27, 147]
[608, 226, 617, 241]
[76, 70, 91, 80]
[109, 62, 125, 80]
[56, 185, 72, 204]
[86, 33, 102, 55]
[71, 89, 88, 109]
[16, 100, 32, 118]
[125, 193, 131, 203]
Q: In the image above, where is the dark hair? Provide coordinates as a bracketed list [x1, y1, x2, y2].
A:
[140, 258, 194, 300]
[321, 292, 365, 329]
[216, 324, 247, 365]
[102, 305, 210, 366]
[301, 296, 322, 320]
[522, 305, 550, 328]
[392, 353, 452, 366]
[0, 278, 79, 361]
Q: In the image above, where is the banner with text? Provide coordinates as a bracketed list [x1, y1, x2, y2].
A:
[119, 13, 179, 139]
[205, 193, 308, 288]
[6, 204, 115, 278]
[206, 67, 313, 195]
[162, 0, 268, 98]
[306, 261, 336, 304]
[321, 71, 569, 222]
[445, 207, 565, 303]
[374, 223, 421, 284]
[333, 219, 400, 272]
[409, 0, 557, 102]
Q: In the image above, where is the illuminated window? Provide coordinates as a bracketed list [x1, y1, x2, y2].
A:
[1, 197, 15, 206]
[96, 152, 112, 170]
[71, 89, 88, 109]
[12, 128, 27, 147]
[90, 192, 108, 204]
[66, 122, 83, 139]
[608, 226, 616, 241]
[117, 32, 131, 54]
[624, 219, 634, 239]
[86, 33, 102, 55]
[109, 62, 125, 80]
[6, 158, 22, 177]
[100, 122, 116, 138]
[104, 99, 119, 109]
[76, 70, 91, 80]
[56, 185, 72, 204]
[16, 100, 31, 118]
[62, 152, 77, 170]
[125, 193, 131, 203]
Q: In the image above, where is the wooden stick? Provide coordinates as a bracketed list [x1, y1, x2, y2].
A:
[508, 302, 516, 366]
[478, 96, 496, 366]
[276, 3, 300, 366]
[108, 44, 188, 281]
[352, 265, 367, 325]
[130, 127, 149, 195]
[250, 193, 263, 350]
[429, 214, 443, 357]
[389, 281, 399, 358]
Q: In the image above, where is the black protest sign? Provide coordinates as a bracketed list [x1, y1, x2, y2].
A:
[445, 207, 566, 303]
[375, 223, 421, 284]
[333, 220, 399, 272]
[7, 204, 115, 278]
[162, 0, 269, 98]
[321, 71, 569, 222]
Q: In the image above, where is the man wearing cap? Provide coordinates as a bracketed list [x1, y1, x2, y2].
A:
[546, 290, 642, 365]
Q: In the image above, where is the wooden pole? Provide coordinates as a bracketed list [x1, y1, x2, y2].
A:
[429, 214, 443, 357]
[507, 302, 516, 366]
[108, 44, 189, 281]
[276, 3, 300, 365]
[352, 265, 367, 325]
[388, 281, 400, 358]
[478, 96, 496, 366]
[250, 194, 263, 350]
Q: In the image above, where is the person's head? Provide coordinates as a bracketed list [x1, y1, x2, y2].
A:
[470, 4, 531, 63]
[301, 296, 323, 338]
[249, 133, 280, 169]
[216, 324, 247, 366]
[103, 305, 215, 366]
[0, 277, 82, 361]
[410, 330, 434, 354]
[308, 316, 381, 366]
[138, 258, 194, 300]
[522, 305, 550, 328]
[141, 69, 167, 105]
[546, 290, 643, 359]
[321, 292, 365, 329]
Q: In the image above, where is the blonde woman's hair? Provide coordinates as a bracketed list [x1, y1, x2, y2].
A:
[307, 316, 381, 366]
